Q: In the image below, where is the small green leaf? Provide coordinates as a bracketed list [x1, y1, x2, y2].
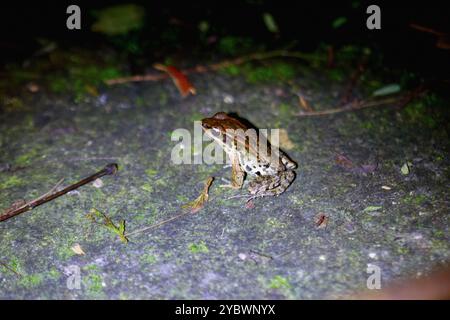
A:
[188, 241, 209, 254]
[332, 17, 347, 29]
[363, 206, 382, 212]
[373, 84, 401, 96]
[198, 20, 209, 33]
[269, 275, 291, 289]
[263, 13, 279, 33]
[86, 208, 128, 243]
[401, 162, 411, 175]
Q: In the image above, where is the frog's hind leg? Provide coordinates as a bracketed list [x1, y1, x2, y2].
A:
[247, 170, 296, 200]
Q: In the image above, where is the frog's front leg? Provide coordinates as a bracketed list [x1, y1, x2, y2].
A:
[248, 170, 295, 199]
[220, 153, 245, 189]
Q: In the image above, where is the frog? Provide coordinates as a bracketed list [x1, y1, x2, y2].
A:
[201, 112, 297, 200]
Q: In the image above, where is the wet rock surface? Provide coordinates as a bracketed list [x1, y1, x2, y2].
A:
[0, 68, 449, 299]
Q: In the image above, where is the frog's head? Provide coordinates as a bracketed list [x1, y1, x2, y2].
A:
[202, 112, 246, 131]
[202, 112, 252, 149]
[202, 114, 226, 146]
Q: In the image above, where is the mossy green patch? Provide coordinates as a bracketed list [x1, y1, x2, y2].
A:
[268, 275, 292, 290]
[15, 149, 38, 166]
[218, 36, 253, 56]
[47, 268, 60, 280]
[221, 65, 241, 76]
[403, 100, 437, 128]
[266, 217, 287, 229]
[141, 254, 158, 264]
[145, 168, 158, 178]
[159, 92, 169, 106]
[188, 241, 209, 254]
[19, 273, 44, 288]
[243, 62, 296, 83]
[402, 194, 427, 206]
[0, 175, 24, 189]
[84, 273, 104, 295]
[141, 183, 154, 193]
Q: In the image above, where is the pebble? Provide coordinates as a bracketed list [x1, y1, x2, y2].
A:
[223, 94, 234, 104]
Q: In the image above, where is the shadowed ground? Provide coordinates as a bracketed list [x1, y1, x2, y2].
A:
[0, 59, 449, 299]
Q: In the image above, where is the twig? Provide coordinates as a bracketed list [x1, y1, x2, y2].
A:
[105, 50, 323, 85]
[126, 211, 191, 237]
[0, 261, 21, 277]
[0, 163, 119, 222]
[295, 87, 427, 117]
[33, 178, 64, 203]
[249, 250, 274, 260]
[410, 23, 447, 36]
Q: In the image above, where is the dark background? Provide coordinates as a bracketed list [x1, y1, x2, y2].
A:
[1, 0, 449, 78]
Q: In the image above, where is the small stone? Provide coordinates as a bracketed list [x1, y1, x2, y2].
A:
[238, 253, 247, 260]
[93, 178, 104, 188]
[223, 94, 234, 104]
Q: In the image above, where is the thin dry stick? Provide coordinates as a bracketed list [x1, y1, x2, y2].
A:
[126, 211, 192, 237]
[0, 163, 118, 222]
[0, 261, 21, 277]
[33, 178, 64, 202]
[409, 23, 447, 36]
[105, 50, 322, 85]
[294, 94, 416, 117]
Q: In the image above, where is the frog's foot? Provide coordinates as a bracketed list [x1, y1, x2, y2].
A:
[247, 170, 296, 200]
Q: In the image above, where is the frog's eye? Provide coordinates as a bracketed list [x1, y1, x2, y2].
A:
[210, 127, 222, 137]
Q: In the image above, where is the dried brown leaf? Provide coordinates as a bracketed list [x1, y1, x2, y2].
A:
[154, 63, 196, 97]
[182, 177, 214, 213]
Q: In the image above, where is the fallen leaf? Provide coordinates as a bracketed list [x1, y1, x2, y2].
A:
[153, 64, 196, 97]
[245, 200, 255, 209]
[86, 208, 128, 243]
[85, 85, 99, 97]
[334, 153, 354, 170]
[363, 206, 382, 212]
[373, 84, 401, 96]
[314, 213, 329, 229]
[401, 162, 411, 175]
[335, 153, 377, 175]
[71, 244, 85, 255]
[262, 12, 279, 33]
[332, 16, 347, 29]
[182, 177, 214, 213]
[278, 129, 296, 150]
[298, 94, 314, 112]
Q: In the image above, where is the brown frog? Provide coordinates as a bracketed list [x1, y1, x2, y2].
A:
[202, 112, 296, 200]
